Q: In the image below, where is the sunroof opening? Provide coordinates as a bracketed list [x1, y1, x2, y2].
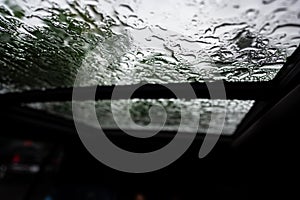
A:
[1, 0, 299, 93]
[27, 99, 254, 135]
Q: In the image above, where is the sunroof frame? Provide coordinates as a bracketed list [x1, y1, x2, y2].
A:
[232, 45, 300, 140]
[0, 45, 300, 140]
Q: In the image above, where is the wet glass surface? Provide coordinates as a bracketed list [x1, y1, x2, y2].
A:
[27, 99, 254, 135]
[0, 0, 300, 92]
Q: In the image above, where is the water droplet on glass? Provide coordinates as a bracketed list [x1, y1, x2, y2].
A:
[245, 9, 259, 20]
[262, 0, 276, 5]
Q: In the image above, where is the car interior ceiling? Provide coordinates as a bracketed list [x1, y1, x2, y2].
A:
[0, 46, 299, 200]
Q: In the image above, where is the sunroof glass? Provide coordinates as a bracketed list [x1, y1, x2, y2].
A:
[1, 0, 299, 93]
[27, 99, 254, 135]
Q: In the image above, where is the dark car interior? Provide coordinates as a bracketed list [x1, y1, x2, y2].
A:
[1, 0, 300, 199]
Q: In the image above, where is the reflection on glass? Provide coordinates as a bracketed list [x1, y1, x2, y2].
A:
[27, 99, 255, 135]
